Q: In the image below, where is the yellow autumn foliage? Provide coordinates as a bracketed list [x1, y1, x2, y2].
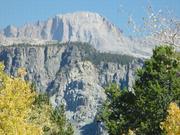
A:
[29, 101, 57, 134]
[161, 102, 180, 135]
[17, 67, 27, 77]
[29, 95, 73, 134]
[30, 104, 52, 129]
[127, 129, 136, 135]
[0, 63, 43, 135]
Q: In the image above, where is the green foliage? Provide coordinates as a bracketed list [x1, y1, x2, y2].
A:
[50, 105, 74, 135]
[99, 45, 180, 135]
[29, 94, 53, 134]
[75, 42, 136, 65]
[33, 93, 50, 107]
[31, 94, 74, 135]
[134, 46, 180, 134]
[98, 84, 136, 135]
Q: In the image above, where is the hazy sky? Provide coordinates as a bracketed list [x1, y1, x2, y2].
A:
[0, 0, 179, 35]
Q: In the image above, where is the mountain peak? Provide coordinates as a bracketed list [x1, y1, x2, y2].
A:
[0, 12, 154, 58]
[55, 11, 102, 18]
[3, 25, 17, 37]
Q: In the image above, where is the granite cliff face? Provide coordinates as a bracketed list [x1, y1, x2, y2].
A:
[0, 42, 142, 135]
[0, 12, 154, 58]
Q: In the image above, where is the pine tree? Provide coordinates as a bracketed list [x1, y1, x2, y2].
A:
[134, 46, 180, 134]
[99, 46, 180, 135]
[50, 105, 74, 135]
[98, 84, 136, 135]
[29, 94, 54, 134]
[30, 94, 74, 135]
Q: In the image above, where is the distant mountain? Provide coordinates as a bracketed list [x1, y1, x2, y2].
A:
[0, 12, 155, 57]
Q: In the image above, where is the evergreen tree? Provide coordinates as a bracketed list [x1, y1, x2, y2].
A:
[99, 46, 180, 135]
[29, 94, 54, 134]
[98, 84, 136, 135]
[30, 94, 74, 135]
[50, 105, 74, 135]
[134, 46, 180, 134]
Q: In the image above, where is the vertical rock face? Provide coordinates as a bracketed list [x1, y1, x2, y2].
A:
[0, 42, 142, 135]
[0, 12, 155, 58]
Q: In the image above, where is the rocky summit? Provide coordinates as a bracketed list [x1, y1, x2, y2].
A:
[0, 42, 143, 135]
[0, 12, 155, 58]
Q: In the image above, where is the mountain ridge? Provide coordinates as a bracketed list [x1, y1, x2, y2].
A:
[0, 12, 155, 58]
[0, 42, 142, 135]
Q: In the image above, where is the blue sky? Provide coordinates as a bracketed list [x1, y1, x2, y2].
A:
[0, 0, 179, 35]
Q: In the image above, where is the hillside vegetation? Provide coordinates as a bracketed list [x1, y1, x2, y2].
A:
[0, 64, 74, 135]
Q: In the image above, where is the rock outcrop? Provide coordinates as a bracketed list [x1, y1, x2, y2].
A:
[0, 42, 142, 135]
